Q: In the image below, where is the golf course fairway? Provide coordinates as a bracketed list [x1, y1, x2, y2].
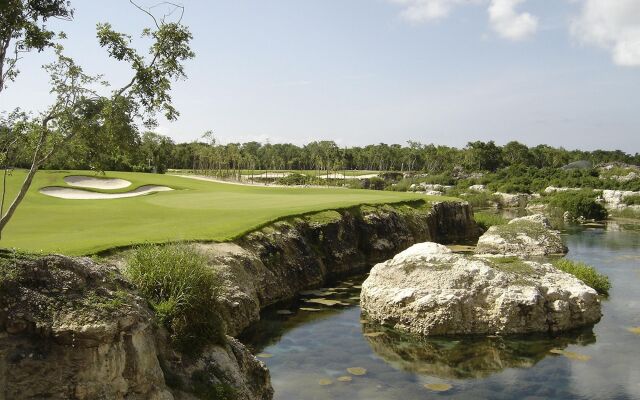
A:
[0, 170, 451, 255]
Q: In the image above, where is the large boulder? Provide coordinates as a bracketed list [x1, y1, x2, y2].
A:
[493, 192, 530, 208]
[360, 243, 601, 337]
[601, 190, 640, 209]
[475, 214, 567, 256]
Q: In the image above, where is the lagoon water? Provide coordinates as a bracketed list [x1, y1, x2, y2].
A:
[241, 220, 640, 400]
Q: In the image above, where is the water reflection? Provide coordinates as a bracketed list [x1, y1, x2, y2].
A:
[241, 221, 640, 400]
[362, 323, 595, 379]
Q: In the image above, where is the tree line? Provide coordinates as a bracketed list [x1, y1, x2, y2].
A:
[10, 133, 639, 176]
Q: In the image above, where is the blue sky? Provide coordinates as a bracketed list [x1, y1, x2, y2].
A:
[2, 0, 639, 151]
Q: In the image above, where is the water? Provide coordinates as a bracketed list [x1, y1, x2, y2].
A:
[241, 220, 640, 400]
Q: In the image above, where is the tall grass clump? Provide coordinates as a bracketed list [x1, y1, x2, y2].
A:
[553, 258, 611, 295]
[474, 212, 507, 231]
[126, 243, 226, 353]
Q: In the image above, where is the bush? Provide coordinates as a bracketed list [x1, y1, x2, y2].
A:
[553, 258, 611, 295]
[623, 194, 640, 206]
[474, 212, 507, 231]
[464, 191, 501, 208]
[126, 244, 226, 353]
[547, 190, 608, 220]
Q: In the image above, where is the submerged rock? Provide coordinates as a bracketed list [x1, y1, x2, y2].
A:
[360, 243, 601, 337]
[475, 214, 567, 256]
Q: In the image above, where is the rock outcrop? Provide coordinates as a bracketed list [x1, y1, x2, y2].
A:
[600, 190, 640, 209]
[0, 254, 272, 400]
[493, 192, 531, 208]
[475, 214, 567, 256]
[360, 243, 601, 336]
[201, 201, 479, 336]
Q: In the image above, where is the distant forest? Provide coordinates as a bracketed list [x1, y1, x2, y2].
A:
[9, 130, 640, 174]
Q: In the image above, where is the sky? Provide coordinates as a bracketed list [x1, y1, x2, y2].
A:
[1, 0, 639, 151]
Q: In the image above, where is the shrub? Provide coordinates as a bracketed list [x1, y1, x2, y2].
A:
[126, 244, 226, 353]
[547, 190, 608, 220]
[553, 258, 611, 295]
[464, 191, 501, 208]
[474, 212, 507, 230]
[623, 194, 640, 206]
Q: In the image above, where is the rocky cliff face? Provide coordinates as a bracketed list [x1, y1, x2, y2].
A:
[0, 254, 271, 400]
[201, 201, 479, 336]
[0, 200, 476, 399]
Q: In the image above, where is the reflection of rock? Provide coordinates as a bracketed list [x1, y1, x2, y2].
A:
[360, 243, 601, 336]
[475, 214, 568, 256]
[362, 324, 595, 379]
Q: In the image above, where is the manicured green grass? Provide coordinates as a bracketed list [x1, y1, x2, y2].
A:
[0, 170, 451, 255]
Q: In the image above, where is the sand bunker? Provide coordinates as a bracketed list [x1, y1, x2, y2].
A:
[40, 185, 173, 200]
[64, 175, 131, 189]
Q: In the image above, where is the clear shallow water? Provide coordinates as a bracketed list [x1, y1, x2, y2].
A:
[241, 221, 640, 400]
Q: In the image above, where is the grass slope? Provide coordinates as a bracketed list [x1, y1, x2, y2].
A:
[0, 170, 451, 255]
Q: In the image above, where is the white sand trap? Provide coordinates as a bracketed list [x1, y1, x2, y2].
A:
[64, 175, 132, 190]
[40, 185, 173, 200]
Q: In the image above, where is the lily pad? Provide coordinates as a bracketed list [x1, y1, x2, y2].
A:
[424, 383, 452, 392]
[256, 353, 273, 358]
[337, 376, 353, 382]
[347, 367, 367, 376]
[549, 349, 591, 361]
[364, 331, 385, 338]
[299, 307, 321, 312]
[628, 327, 640, 335]
[318, 379, 333, 386]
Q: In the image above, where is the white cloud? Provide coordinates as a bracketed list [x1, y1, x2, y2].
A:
[389, 0, 478, 23]
[389, 0, 538, 40]
[570, 0, 640, 66]
[488, 0, 538, 40]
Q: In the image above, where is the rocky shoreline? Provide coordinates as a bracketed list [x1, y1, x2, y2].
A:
[0, 200, 479, 400]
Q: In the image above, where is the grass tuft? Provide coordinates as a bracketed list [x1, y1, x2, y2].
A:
[126, 243, 226, 353]
[553, 258, 611, 295]
[474, 212, 507, 231]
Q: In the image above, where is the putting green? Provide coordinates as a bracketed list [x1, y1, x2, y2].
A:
[0, 170, 453, 255]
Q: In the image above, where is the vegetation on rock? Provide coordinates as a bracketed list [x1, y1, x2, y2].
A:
[126, 243, 226, 353]
[553, 258, 611, 295]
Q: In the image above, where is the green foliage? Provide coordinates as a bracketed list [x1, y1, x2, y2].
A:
[553, 258, 611, 295]
[623, 195, 640, 206]
[126, 244, 226, 353]
[608, 207, 640, 219]
[547, 190, 608, 220]
[474, 212, 507, 231]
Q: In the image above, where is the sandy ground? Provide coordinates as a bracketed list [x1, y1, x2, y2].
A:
[64, 175, 131, 189]
[170, 174, 290, 187]
[40, 185, 173, 199]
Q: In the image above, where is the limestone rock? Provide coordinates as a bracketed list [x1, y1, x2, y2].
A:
[0, 254, 273, 400]
[493, 192, 530, 208]
[468, 184, 486, 192]
[360, 243, 601, 336]
[601, 190, 640, 209]
[474, 214, 567, 256]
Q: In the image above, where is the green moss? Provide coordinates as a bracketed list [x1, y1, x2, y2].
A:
[304, 210, 343, 225]
[191, 370, 237, 400]
[484, 256, 537, 276]
[553, 258, 611, 295]
[492, 221, 550, 241]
